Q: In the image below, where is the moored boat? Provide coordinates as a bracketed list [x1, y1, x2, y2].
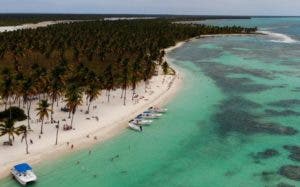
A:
[148, 106, 168, 113]
[142, 111, 162, 119]
[134, 115, 153, 125]
[11, 163, 37, 186]
[128, 120, 143, 132]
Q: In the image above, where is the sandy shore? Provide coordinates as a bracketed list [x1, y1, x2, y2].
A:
[0, 43, 185, 179]
[0, 20, 77, 33]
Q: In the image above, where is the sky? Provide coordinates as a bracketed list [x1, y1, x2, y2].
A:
[1, 0, 300, 16]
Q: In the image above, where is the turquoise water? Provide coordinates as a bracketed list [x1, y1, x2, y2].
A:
[1, 18, 300, 187]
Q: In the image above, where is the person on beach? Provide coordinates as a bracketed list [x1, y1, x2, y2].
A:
[30, 139, 33, 144]
[71, 144, 74, 149]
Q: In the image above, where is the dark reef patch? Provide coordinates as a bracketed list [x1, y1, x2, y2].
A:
[253, 170, 280, 182]
[215, 109, 298, 135]
[278, 165, 300, 181]
[198, 61, 276, 93]
[224, 169, 239, 177]
[219, 97, 261, 111]
[291, 87, 300, 92]
[283, 145, 300, 154]
[250, 149, 279, 160]
[260, 171, 278, 182]
[283, 145, 300, 162]
[276, 182, 296, 187]
[268, 99, 300, 108]
[289, 153, 300, 162]
[265, 109, 300, 116]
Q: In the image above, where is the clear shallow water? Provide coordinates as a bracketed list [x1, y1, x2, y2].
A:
[1, 18, 300, 187]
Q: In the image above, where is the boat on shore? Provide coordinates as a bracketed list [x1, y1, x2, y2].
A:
[141, 111, 162, 119]
[134, 115, 153, 125]
[128, 121, 143, 132]
[148, 107, 168, 113]
[128, 107, 166, 131]
[11, 163, 37, 186]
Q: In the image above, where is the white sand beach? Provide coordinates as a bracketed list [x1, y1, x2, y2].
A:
[0, 42, 185, 179]
[0, 20, 76, 33]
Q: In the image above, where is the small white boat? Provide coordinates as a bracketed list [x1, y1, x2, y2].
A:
[133, 118, 153, 125]
[148, 107, 168, 113]
[11, 163, 37, 186]
[142, 112, 162, 119]
[128, 121, 143, 132]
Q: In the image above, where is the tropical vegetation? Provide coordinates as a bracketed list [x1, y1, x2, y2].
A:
[0, 19, 257, 149]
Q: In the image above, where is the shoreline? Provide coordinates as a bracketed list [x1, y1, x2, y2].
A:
[0, 20, 78, 33]
[0, 42, 185, 180]
[0, 32, 259, 180]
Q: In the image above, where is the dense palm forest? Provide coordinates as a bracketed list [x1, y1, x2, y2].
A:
[0, 19, 257, 84]
[0, 14, 105, 26]
[0, 19, 257, 145]
[0, 14, 252, 26]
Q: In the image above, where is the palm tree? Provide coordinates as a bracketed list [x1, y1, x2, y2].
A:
[85, 76, 101, 114]
[158, 50, 165, 65]
[143, 56, 153, 92]
[19, 125, 31, 154]
[131, 55, 141, 100]
[0, 119, 19, 145]
[36, 100, 52, 134]
[0, 68, 14, 113]
[14, 70, 25, 108]
[104, 64, 114, 103]
[161, 61, 169, 83]
[21, 77, 35, 130]
[65, 84, 83, 128]
[49, 79, 62, 123]
[55, 121, 59, 145]
[121, 58, 129, 105]
[51, 62, 67, 107]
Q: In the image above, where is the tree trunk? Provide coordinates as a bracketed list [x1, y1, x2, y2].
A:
[40, 119, 44, 134]
[9, 97, 12, 120]
[56, 97, 59, 107]
[107, 90, 110, 103]
[87, 101, 91, 113]
[8, 134, 11, 144]
[25, 134, 29, 154]
[132, 89, 135, 101]
[55, 124, 59, 145]
[18, 97, 21, 108]
[120, 89, 124, 98]
[4, 99, 7, 110]
[51, 97, 54, 123]
[27, 101, 32, 130]
[123, 87, 126, 106]
[70, 112, 75, 128]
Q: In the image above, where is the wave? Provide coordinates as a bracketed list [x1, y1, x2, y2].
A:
[259, 30, 297, 44]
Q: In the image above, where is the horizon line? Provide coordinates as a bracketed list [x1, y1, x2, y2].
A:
[0, 12, 300, 17]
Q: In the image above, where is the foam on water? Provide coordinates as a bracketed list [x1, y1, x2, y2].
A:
[259, 30, 297, 44]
